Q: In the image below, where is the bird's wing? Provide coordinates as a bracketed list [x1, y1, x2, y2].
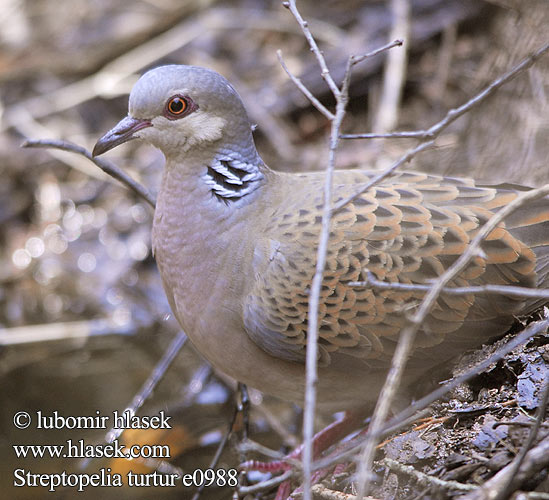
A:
[243, 170, 539, 366]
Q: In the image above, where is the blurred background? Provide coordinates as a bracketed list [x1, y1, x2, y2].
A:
[0, 0, 547, 498]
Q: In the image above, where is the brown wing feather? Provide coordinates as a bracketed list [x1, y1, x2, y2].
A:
[243, 170, 547, 367]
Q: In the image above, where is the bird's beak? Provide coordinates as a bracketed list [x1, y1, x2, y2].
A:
[92, 115, 152, 157]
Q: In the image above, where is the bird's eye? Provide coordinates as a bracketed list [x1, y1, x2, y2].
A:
[167, 96, 186, 114]
[164, 95, 196, 120]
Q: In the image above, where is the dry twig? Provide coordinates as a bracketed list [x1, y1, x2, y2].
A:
[22, 139, 156, 208]
[280, 3, 402, 498]
[311, 483, 378, 500]
[351, 271, 549, 300]
[383, 458, 475, 492]
[238, 470, 294, 496]
[342, 42, 549, 141]
[78, 331, 188, 476]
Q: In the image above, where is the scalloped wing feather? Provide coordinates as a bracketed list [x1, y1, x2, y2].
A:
[243, 170, 547, 367]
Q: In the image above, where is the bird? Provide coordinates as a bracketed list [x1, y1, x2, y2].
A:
[93, 64, 549, 415]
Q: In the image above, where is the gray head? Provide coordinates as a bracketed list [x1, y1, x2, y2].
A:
[93, 65, 256, 159]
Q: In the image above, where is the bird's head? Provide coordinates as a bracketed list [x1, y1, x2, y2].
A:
[93, 65, 254, 159]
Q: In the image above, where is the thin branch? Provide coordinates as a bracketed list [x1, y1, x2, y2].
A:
[277, 50, 335, 120]
[527, 493, 549, 500]
[104, 331, 187, 444]
[351, 271, 549, 300]
[192, 394, 241, 500]
[22, 139, 156, 208]
[283, 0, 341, 98]
[281, 2, 354, 498]
[342, 130, 436, 140]
[303, 109, 345, 500]
[332, 140, 435, 213]
[79, 330, 188, 471]
[252, 404, 301, 448]
[13, 110, 112, 180]
[351, 39, 403, 66]
[293, 27, 403, 500]
[383, 458, 476, 492]
[342, 42, 549, 140]
[240, 439, 287, 461]
[237, 470, 294, 496]
[311, 483, 380, 500]
[0, 318, 137, 346]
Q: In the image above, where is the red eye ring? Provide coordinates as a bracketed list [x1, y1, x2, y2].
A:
[163, 94, 199, 120]
[167, 96, 187, 115]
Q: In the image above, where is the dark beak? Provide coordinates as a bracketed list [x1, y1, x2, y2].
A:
[92, 115, 152, 157]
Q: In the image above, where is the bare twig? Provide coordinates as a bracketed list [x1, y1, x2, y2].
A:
[351, 39, 403, 66]
[351, 271, 549, 300]
[22, 139, 156, 208]
[280, 2, 391, 498]
[311, 483, 379, 500]
[332, 140, 434, 213]
[253, 404, 301, 448]
[277, 50, 334, 121]
[281, 3, 404, 498]
[383, 458, 476, 492]
[342, 130, 436, 140]
[281, 3, 346, 498]
[238, 470, 294, 496]
[104, 331, 187, 445]
[192, 393, 241, 500]
[80, 330, 188, 470]
[527, 493, 549, 500]
[0, 318, 136, 346]
[302, 69, 344, 500]
[342, 42, 549, 140]
[283, 1, 341, 98]
[12, 111, 112, 180]
[239, 439, 287, 461]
